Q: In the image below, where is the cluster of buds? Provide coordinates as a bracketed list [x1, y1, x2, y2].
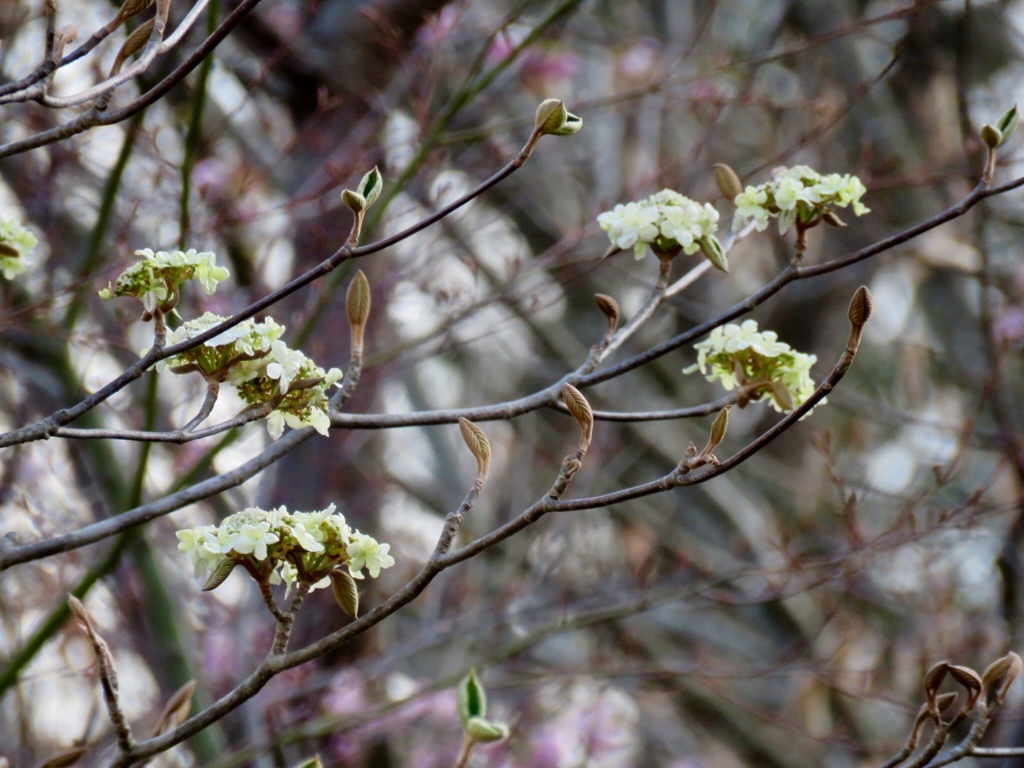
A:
[98, 248, 229, 318]
[177, 504, 394, 611]
[598, 189, 727, 270]
[730, 165, 869, 237]
[161, 311, 342, 438]
[684, 319, 819, 412]
[0, 218, 38, 280]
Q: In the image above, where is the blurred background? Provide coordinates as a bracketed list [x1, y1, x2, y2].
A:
[2, 0, 1024, 766]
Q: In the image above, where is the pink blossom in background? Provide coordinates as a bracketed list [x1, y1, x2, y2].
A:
[993, 306, 1024, 347]
[417, 6, 460, 48]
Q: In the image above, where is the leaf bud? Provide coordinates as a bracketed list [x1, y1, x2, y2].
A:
[458, 418, 491, 480]
[594, 294, 620, 330]
[341, 189, 366, 214]
[550, 112, 582, 136]
[713, 163, 744, 202]
[847, 286, 874, 329]
[821, 210, 847, 228]
[346, 270, 372, 354]
[330, 569, 360, 619]
[562, 383, 593, 450]
[535, 99, 568, 134]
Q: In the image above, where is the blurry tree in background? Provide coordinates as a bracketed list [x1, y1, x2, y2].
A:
[5, 0, 1024, 766]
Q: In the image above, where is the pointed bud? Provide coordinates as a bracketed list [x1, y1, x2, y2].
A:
[346, 270, 371, 355]
[152, 680, 196, 736]
[341, 189, 366, 214]
[356, 167, 383, 209]
[330, 569, 360, 619]
[848, 286, 874, 329]
[713, 163, 744, 202]
[465, 716, 509, 743]
[535, 99, 568, 134]
[562, 383, 593, 451]
[291, 759, 324, 768]
[770, 381, 794, 412]
[821, 210, 847, 228]
[924, 661, 949, 715]
[702, 406, 731, 456]
[458, 418, 491, 481]
[457, 669, 487, 726]
[982, 651, 1023, 705]
[594, 294, 620, 333]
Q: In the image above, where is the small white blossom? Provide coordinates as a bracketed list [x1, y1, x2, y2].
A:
[99, 248, 230, 309]
[176, 504, 394, 594]
[346, 532, 395, 579]
[598, 189, 725, 267]
[0, 218, 38, 280]
[731, 166, 869, 234]
[684, 319, 820, 412]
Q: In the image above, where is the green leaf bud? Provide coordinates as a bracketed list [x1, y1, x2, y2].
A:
[330, 569, 360, 618]
[550, 112, 582, 136]
[699, 235, 728, 272]
[535, 99, 568, 134]
[342, 189, 366, 214]
[713, 163, 744, 202]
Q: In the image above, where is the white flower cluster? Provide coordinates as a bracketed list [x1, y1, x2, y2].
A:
[176, 503, 395, 591]
[98, 248, 230, 313]
[732, 166, 869, 234]
[0, 218, 38, 280]
[684, 319, 819, 412]
[162, 312, 342, 438]
[597, 189, 724, 267]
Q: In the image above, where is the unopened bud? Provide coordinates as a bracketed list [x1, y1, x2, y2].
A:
[110, 18, 154, 75]
[847, 286, 874, 329]
[550, 112, 582, 136]
[535, 99, 568, 134]
[703, 405, 730, 455]
[346, 270, 371, 355]
[330, 569, 359, 619]
[562, 383, 593, 451]
[152, 680, 196, 737]
[982, 124, 1002, 150]
[458, 418, 491, 480]
[713, 163, 743, 202]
